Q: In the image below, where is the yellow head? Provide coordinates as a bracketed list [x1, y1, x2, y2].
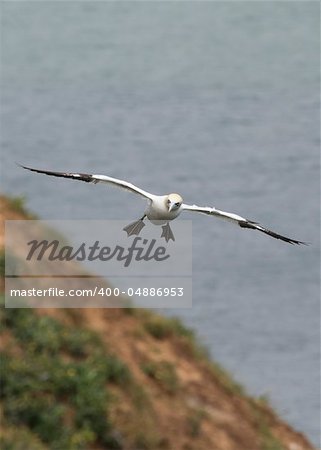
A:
[167, 193, 183, 212]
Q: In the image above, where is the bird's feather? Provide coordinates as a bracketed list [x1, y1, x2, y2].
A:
[20, 164, 154, 200]
[182, 203, 306, 245]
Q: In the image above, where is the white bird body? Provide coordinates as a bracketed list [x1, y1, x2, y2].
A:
[145, 194, 182, 224]
[20, 165, 306, 245]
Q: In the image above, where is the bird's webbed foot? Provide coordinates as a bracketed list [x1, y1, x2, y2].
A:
[161, 223, 175, 242]
[123, 218, 146, 237]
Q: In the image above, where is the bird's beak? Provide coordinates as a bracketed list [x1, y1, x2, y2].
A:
[168, 202, 175, 212]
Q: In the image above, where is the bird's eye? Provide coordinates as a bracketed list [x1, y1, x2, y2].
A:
[175, 202, 180, 207]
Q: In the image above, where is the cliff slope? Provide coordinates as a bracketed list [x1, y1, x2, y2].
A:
[0, 194, 316, 450]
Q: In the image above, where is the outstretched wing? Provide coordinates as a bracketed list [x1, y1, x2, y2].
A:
[182, 203, 306, 245]
[20, 164, 154, 200]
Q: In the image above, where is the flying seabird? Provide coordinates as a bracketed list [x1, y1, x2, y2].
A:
[20, 165, 306, 245]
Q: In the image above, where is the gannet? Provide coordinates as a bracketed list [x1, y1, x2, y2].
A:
[20, 165, 306, 245]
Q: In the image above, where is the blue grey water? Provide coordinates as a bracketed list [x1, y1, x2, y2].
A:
[1, 2, 320, 445]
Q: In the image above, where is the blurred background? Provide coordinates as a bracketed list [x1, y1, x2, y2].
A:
[1, 1, 320, 445]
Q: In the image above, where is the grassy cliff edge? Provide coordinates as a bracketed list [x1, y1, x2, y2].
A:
[0, 194, 316, 450]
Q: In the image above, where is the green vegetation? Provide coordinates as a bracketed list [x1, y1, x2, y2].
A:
[143, 314, 194, 340]
[140, 311, 248, 398]
[4, 195, 36, 219]
[259, 423, 286, 450]
[249, 401, 286, 450]
[141, 313, 209, 360]
[0, 301, 130, 450]
[141, 312, 246, 398]
[186, 409, 206, 438]
[209, 360, 246, 396]
[141, 360, 179, 394]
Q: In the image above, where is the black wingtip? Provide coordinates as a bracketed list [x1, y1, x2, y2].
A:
[19, 164, 94, 183]
[19, 164, 44, 175]
[18, 163, 34, 172]
[262, 232, 308, 246]
[296, 240, 310, 246]
[239, 220, 308, 246]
